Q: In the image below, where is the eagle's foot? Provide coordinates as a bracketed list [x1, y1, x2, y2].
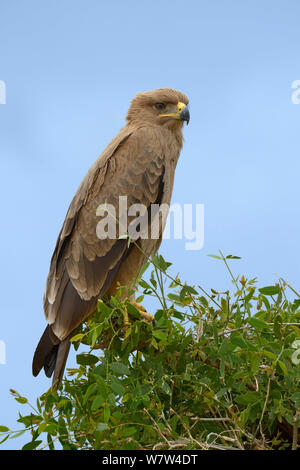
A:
[121, 302, 154, 332]
[131, 302, 154, 323]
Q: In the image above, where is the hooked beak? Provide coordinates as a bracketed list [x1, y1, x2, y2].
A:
[178, 104, 190, 125]
[159, 101, 190, 125]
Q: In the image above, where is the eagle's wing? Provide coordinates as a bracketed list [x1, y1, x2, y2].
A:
[43, 126, 166, 341]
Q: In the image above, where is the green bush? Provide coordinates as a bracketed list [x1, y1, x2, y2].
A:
[1, 253, 300, 450]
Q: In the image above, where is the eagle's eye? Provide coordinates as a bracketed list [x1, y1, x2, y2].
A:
[154, 102, 166, 110]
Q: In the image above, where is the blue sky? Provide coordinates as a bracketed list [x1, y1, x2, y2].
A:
[0, 0, 300, 448]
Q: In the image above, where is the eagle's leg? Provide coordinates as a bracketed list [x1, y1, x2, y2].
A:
[106, 245, 155, 324]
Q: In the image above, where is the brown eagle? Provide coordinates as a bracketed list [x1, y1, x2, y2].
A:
[32, 88, 190, 386]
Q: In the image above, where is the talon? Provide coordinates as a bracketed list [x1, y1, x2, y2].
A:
[131, 302, 154, 323]
[131, 301, 146, 312]
[140, 311, 155, 322]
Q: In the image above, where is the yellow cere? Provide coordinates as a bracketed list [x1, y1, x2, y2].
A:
[176, 102, 186, 113]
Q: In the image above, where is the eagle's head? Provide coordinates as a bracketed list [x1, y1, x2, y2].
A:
[126, 88, 190, 129]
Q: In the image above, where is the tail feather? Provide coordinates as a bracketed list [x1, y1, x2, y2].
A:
[44, 344, 59, 378]
[32, 325, 58, 377]
[51, 338, 71, 388]
[32, 325, 71, 388]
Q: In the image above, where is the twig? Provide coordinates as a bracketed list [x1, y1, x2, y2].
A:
[219, 250, 239, 289]
[170, 407, 207, 449]
[279, 278, 300, 299]
[190, 417, 230, 422]
[256, 377, 271, 442]
[144, 408, 170, 448]
[153, 439, 189, 450]
[292, 409, 300, 451]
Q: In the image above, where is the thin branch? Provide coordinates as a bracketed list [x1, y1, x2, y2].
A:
[279, 277, 300, 299]
[292, 409, 300, 451]
[256, 377, 271, 442]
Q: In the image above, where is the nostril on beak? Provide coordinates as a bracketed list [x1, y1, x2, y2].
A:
[179, 106, 190, 125]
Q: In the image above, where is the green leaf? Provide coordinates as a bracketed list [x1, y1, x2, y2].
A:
[248, 317, 270, 330]
[293, 299, 300, 309]
[278, 360, 288, 376]
[215, 387, 227, 399]
[15, 397, 28, 404]
[126, 302, 142, 319]
[230, 335, 247, 349]
[290, 392, 300, 407]
[22, 440, 42, 450]
[70, 333, 85, 342]
[154, 254, 171, 273]
[90, 328, 98, 348]
[96, 423, 109, 431]
[207, 254, 222, 260]
[121, 426, 137, 437]
[47, 433, 55, 450]
[109, 362, 130, 376]
[36, 398, 42, 414]
[212, 321, 219, 346]
[180, 284, 198, 298]
[250, 355, 261, 375]
[0, 426, 9, 432]
[262, 350, 277, 360]
[0, 434, 9, 445]
[244, 287, 256, 302]
[110, 377, 125, 396]
[167, 293, 183, 304]
[83, 383, 98, 404]
[198, 296, 208, 307]
[153, 330, 167, 341]
[91, 395, 105, 411]
[273, 315, 282, 340]
[37, 422, 47, 435]
[159, 380, 171, 395]
[220, 297, 228, 312]
[261, 295, 270, 310]
[258, 286, 280, 296]
[235, 391, 260, 405]
[76, 353, 99, 366]
[138, 261, 150, 278]
[239, 406, 251, 427]
[150, 277, 157, 289]
[104, 404, 110, 423]
[97, 299, 112, 318]
[219, 359, 225, 379]
[139, 279, 152, 290]
[45, 423, 57, 435]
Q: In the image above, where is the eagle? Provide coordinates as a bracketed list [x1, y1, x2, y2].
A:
[32, 88, 190, 387]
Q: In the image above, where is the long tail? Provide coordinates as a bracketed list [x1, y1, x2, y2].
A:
[32, 325, 71, 388]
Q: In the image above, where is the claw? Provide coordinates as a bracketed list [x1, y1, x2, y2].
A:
[122, 308, 131, 329]
[131, 302, 154, 323]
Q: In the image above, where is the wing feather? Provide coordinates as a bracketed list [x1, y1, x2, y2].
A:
[44, 126, 169, 340]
